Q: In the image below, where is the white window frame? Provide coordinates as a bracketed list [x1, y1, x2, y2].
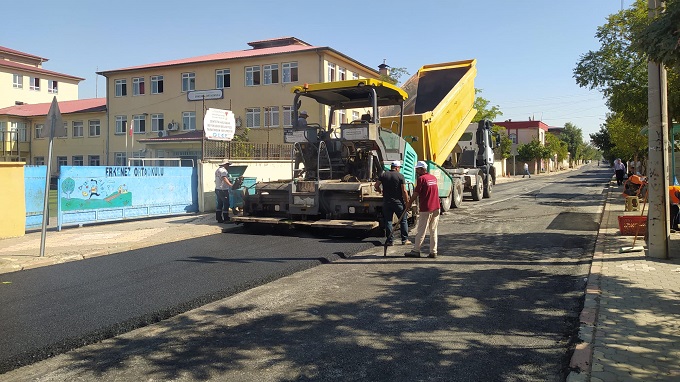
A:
[264, 106, 279, 128]
[114, 152, 126, 166]
[151, 75, 164, 94]
[182, 111, 196, 131]
[35, 156, 45, 165]
[30, 77, 40, 91]
[246, 107, 261, 128]
[88, 120, 100, 137]
[338, 67, 346, 81]
[88, 155, 100, 166]
[338, 109, 346, 125]
[72, 121, 84, 138]
[283, 106, 293, 127]
[115, 115, 127, 134]
[216, 69, 230, 89]
[263, 64, 279, 85]
[352, 72, 359, 80]
[13, 74, 23, 89]
[245, 66, 260, 86]
[132, 77, 145, 96]
[133, 115, 146, 133]
[327, 63, 336, 82]
[57, 156, 68, 168]
[151, 113, 164, 132]
[181, 72, 195, 92]
[282, 62, 298, 83]
[48, 80, 58, 94]
[72, 155, 84, 166]
[35, 123, 44, 139]
[115, 79, 127, 97]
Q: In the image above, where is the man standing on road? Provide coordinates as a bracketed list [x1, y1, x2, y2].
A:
[523, 162, 531, 178]
[374, 160, 411, 246]
[405, 161, 440, 258]
[215, 160, 233, 223]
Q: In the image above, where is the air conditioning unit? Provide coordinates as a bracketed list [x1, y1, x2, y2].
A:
[158, 130, 169, 138]
[167, 122, 179, 131]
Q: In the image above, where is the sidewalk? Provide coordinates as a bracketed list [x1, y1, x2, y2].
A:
[568, 182, 680, 381]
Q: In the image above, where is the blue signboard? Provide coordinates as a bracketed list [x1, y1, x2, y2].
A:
[57, 166, 198, 230]
[24, 165, 48, 229]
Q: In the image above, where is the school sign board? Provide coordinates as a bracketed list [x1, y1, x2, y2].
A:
[203, 108, 236, 141]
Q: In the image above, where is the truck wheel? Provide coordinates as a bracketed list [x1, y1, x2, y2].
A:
[483, 175, 493, 199]
[452, 178, 463, 208]
[472, 174, 483, 201]
[440, 193, 452, 212]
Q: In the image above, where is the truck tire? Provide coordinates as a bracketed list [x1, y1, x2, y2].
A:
[452, 178, 463, 208]
[440, 193, 452, 212]
[483, 174, 493, 199]
[471, 174, 483, 201]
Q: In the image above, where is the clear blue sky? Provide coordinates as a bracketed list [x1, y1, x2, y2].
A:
[3, 0, 633, 139]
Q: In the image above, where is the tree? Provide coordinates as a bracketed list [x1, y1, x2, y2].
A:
[472, 89, 503, 122]
[606, 113, 647, 163]
[545, 133, 569, 163]
[633, 0, 680, 67]
[380, 67, 410, 85]
[590, 124, 616, 163]
[492, 125, 513, 159]
[517, 139, 550, 165]
[559, 122, 585, 165]
[62, 178, 75, 199]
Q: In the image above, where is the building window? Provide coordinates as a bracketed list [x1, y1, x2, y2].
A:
[48, 80, 58, 94]
[88, 155, 100, 166]
[245, 66, 260, 86]
[30, 77, 40, 91]
[114, 152, 126, 166]
[352, 111, 360, 121]
[246, 107, 261, 128]
[88, 120, 100, 137]
[58, 122, 68, 138]
[72, 121, 84, 138]
[338, 109, 346, 124]
[282, 62, 298, 83]
[151, 75, 164, 94]
[509, 133, 517, 144]
[13, 74, 23, 89]
[216, 69, 230, 89]
[352, 72, 359, 80]
[327, 63, 336, 82]
[151, 113, 164, 132]
[133, 115, 146, 133]
[115, 115, 127, 134]
[132, 77, 145, 95]
[181, 72, 195, 92]
[338, 67, 346, 81]
[182, 111, 195, 130]
[35, 124, 44, 139]
[57, 156, 68, 170]
[263, 64, 279, 85]
[264, 106, 279, 127]
[12, 122, 28, 142]
[283, 106, 293, 127]
[72, 155, 84, 166]
[115, 79, 127, 97]
[35, 156, 45, 165]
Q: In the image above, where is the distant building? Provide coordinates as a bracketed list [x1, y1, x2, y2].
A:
[96, 37, 381, 166]
[493, 120, 550, 146]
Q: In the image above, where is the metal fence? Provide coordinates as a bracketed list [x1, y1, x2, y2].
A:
[203, 140, 293, 160]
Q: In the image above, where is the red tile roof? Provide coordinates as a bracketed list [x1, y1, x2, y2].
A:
[98, 44, 321, 75]
[0, 46, 48, 62]
[493, 120, 552, 131]
[0, 98, 106, 117]
[0, 59, 84, 81]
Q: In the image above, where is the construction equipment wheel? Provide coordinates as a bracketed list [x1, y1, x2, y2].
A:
[483, 175, 493, 199]
[440, 192, 452, 212]
[451, 178, 463, 208]
[471, 174, 483, 201]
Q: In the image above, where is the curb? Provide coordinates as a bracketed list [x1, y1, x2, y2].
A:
[566, 183, 611, 381]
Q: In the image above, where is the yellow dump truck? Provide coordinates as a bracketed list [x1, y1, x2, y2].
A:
[382, 59, 498, 209]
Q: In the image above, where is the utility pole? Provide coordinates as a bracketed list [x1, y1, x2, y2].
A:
[647, 0, 670, 259]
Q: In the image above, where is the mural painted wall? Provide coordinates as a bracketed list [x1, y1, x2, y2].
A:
[24, 165, 48, 229]
[58, 166, 197, 229]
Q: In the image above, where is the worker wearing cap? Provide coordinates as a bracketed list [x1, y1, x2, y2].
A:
[374, 160, 411, 246]
[297, 110, 309, 128]
[405, 161, 440, 258]
[215, 160, 234, 223]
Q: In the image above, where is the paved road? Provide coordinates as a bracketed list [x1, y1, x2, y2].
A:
[0, 165, 608, 381]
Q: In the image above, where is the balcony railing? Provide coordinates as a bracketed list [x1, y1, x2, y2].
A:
[203, 141, 293, 160]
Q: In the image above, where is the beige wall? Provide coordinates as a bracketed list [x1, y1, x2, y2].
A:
[0, 70, 79, 109]
[0, 162, 26, 238]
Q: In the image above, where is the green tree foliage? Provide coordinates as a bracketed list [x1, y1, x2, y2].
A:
[559, 122, 585, 164]
[380, 67, 410, 85]
[517, 139, 550, 163]
[492, 125, 513, 159]
[633, 0, 680, 67]
[590, 124, 616, 162]
[472, 89, 503, 122]
[606, 113, 647, 162]
[545, 133, 569, 162]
